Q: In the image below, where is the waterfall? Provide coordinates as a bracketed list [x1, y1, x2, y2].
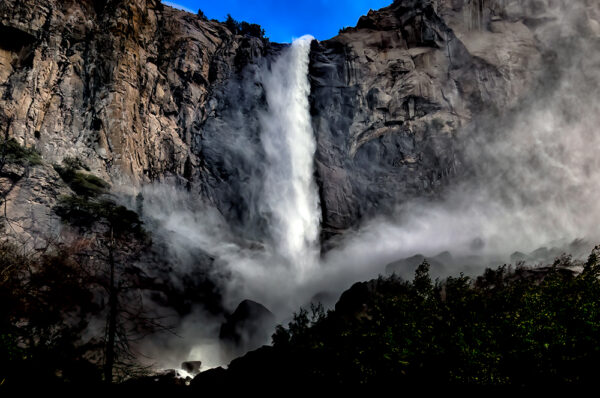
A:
[139, 36, 323, 370]
[258, 35, 321, 273]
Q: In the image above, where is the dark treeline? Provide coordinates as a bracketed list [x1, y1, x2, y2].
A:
[4, 240, 600, 390]
[194, 249, 600, 390]
[224, 14, 266, 39]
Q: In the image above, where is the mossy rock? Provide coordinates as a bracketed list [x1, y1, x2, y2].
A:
[0, 138, 42, 167]
[54, 164, 110, 198]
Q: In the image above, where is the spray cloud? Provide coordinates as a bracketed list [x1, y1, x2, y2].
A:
[134, 0, 600, 371]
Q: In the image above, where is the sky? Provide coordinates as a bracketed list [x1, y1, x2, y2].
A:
[162, 0, 393, 43]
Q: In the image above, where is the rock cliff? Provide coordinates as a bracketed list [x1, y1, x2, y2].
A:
[0, 0, 598, 242]
[311, 0, 545, 235]
[0, 0, 269, 241]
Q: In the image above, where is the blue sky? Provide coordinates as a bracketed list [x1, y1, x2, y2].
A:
[162, 0, 393, 43]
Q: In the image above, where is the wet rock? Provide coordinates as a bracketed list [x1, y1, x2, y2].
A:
[124, 368, 191, 388]
[219, 300, 276, 357]
[189, 366, 226, 390]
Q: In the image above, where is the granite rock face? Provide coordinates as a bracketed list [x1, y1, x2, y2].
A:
[310, 0, 548, 235]
[0, 0, 269, 240]
[0, 0, 272, 184]
[0, 0, 598, 242]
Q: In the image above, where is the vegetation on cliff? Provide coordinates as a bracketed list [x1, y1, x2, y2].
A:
[224, 14, 266, 39]
[0, 138, 42, 168]
[0, 136, 43, 223]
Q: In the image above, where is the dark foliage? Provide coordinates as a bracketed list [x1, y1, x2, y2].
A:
[51, 163, 155, 383]
[192, 250, 600, 390]
[54, 195, 146, 240]
[224, 14, 266, 39]
[53, 158, 146, 240]
[62, 156, 91, 172]
[0, 242, 102, 387]
[0, 138, 42, 167]
[267, 255, 600, 386]
[53, 161, 109, 198]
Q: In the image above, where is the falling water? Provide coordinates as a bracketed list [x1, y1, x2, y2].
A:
[133, 2, 600, 372]
[258, 35, 321, 274]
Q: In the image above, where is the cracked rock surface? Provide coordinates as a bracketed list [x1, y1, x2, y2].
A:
[1, 0, 597, 241]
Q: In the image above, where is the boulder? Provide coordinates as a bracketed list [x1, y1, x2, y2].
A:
[219, 300, 276, 356]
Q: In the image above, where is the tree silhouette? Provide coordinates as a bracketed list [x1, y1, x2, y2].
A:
[53, 160, 165, 383]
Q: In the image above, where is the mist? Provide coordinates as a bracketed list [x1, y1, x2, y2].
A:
[130, 0, 600, 372]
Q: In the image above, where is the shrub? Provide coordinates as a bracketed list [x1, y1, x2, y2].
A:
[0, 242, 101, 387]
[0, 138, 42, 166]
[54, 195, 147, 240]
[54, 161, 109, 198]
[62, 156, 90, 171]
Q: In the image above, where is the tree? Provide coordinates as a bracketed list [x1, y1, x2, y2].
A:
[0, 240, 102, 386]
[53, 159, 162, 383]
[224, 14, 239, 34]
[224, 14, 266, 39]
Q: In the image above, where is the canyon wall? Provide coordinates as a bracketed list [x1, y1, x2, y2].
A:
[0, 0, 598, 241]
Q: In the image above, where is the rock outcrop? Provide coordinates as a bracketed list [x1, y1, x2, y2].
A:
[219, 299, 276, 358]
